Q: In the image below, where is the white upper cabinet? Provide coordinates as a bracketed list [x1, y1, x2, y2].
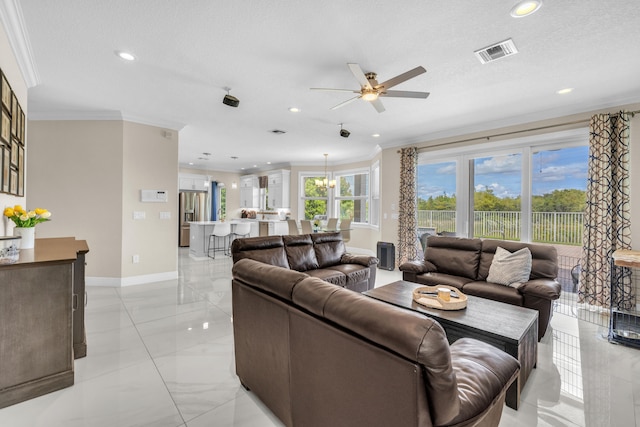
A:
[267, 170, 290, 209]
[179, 174, 209, 191]
[240, 175, 259, 208]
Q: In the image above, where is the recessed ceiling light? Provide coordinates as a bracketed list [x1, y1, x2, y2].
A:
[188, 162, 194, 165]
[557, 88, 574, 95]
[288, 107, 300, 113]
[510, 0, 542, 18]
[115, 51, 136, 61]
[267, 161, 271, 165]
[372, 133, 380, 138]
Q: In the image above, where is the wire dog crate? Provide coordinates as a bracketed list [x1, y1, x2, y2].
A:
[609, 250, 640, 347]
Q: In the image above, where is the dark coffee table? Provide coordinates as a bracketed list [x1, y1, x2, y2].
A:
[363, 280, 538, 410]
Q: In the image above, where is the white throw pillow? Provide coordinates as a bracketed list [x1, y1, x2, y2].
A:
[486, 246, 532, 288]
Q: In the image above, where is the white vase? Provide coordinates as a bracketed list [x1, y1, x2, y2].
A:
[13, 227, 35, 249]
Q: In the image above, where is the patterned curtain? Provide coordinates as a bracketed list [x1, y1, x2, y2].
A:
[398, 147, 419, 265]
[579, 111, 632, 309]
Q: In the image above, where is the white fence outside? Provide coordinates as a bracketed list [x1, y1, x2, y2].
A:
[417, 210, 584, 246]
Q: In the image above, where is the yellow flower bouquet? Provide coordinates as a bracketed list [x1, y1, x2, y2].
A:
[3, 205, 52, 227]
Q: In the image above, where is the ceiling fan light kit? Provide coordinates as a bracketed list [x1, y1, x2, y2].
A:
[311, 63, 430, 113]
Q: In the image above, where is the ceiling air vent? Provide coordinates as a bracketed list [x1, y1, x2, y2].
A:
[474, 38, 518, 64]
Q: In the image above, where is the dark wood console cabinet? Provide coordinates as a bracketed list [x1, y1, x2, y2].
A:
[0, 237, 89, 409]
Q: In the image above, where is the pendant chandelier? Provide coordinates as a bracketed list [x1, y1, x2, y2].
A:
[315, 153, 336, 189]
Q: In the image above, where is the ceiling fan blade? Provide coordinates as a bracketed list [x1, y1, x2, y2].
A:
[347, 63, 373, 90]
[370, 98, 386, 113]
[380, 90, 430, 99]
[377, 66, 426, 90]
[311, 88, 360, 93]
[330, 95, 361, 110]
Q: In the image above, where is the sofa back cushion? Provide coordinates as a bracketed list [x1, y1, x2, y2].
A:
[478, 239, 558, 281]
[292, 277, 460, 425]
[283, 234, 320, 271]
[311, 232, 346, 268]
[232, 258, 309, 302]
[231, 235, 289, 269]
[424, 236, 482, 280]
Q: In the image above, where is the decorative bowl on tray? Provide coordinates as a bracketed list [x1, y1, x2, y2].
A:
[412, 285, 468, 310]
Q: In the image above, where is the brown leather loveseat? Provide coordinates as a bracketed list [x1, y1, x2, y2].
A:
[232, 258, 520, 427]
[400, 236, 561, 340]
[231, 232, 378, 292]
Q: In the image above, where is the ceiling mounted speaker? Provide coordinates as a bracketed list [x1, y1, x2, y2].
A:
[223, 94, 239, 107]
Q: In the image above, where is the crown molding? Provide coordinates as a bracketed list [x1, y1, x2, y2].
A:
[28, 109, 185, 131]
[0, 0, 39, 88]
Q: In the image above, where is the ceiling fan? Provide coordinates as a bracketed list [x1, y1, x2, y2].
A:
[311, 63, 429, 113]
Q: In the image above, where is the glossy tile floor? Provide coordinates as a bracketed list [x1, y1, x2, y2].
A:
[1, 248, 639, 426]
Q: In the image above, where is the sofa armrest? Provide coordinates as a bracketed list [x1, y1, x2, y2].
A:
[399, 260, 437, 274]
[519, 278, 562, 301]
[448, 338, 520, 424]
[340, 253, 379, 267]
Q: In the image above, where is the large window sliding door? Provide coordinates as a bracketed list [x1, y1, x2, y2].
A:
[417, 130, 588, 245]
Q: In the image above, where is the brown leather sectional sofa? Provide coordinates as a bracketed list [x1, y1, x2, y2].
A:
[231, 232, 378, 292]
[232, 257, 520, 427]
[400, 236, 561, 340]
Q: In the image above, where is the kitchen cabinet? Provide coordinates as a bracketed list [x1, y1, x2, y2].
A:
[179, 173, 209, 191]
[267, 170, 290, 209]
[240, 175, 259, 208]
[258, 220, 289, 236]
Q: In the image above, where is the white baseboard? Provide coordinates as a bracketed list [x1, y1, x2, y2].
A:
[87, 271, 178, 287]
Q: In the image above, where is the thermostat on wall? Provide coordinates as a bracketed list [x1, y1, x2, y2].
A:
[141, 190, 168, 203]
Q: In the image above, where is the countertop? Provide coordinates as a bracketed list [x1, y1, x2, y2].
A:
[1, 237, 89, 268]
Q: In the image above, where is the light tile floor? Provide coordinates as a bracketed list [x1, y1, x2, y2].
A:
[1, 248, 639, 426]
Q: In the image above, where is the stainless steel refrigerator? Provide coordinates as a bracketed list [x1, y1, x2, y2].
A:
[179, 191, 210, 247]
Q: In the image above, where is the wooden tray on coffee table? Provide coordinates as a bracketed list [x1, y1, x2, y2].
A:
[412, 285, 467, 310]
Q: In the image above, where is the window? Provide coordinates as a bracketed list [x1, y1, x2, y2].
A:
[417, 129, 588, 244]
[370, 161, 380, 227]
[335, 169, 369, 223]
[472, 153, 522, 239]
[299, 173, 329, 220]
[417, 160, 457, 234]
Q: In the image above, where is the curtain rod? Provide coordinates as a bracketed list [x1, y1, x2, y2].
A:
[398, 109, 640, 153]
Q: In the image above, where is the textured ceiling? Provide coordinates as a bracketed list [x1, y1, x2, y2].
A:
[16, 0, 640, 172]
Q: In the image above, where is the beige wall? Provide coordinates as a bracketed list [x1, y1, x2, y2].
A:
[121, 121, 179, 280]
[378, 103, 640, 251]
[0, 20, 27, 236]
[27, 120, 179, 285]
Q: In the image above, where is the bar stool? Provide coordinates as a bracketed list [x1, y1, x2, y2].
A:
[207, 222, 231, 259]
[230, 222, 252, 248]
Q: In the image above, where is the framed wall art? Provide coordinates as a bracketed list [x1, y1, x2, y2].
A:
[19, 109, 24, 143]
[0, 109, 9, 144]
[10, 93, 17, 137]
[17, 144, 23, 196]
[0, 145, 7, 193]
[9, 167, 17, 195]
[1, 72, 10, 111]
[10, 138, 18, 167]
[0, 67, 26, 197]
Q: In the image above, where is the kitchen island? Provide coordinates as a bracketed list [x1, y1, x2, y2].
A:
[189, 220, 288, 258]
